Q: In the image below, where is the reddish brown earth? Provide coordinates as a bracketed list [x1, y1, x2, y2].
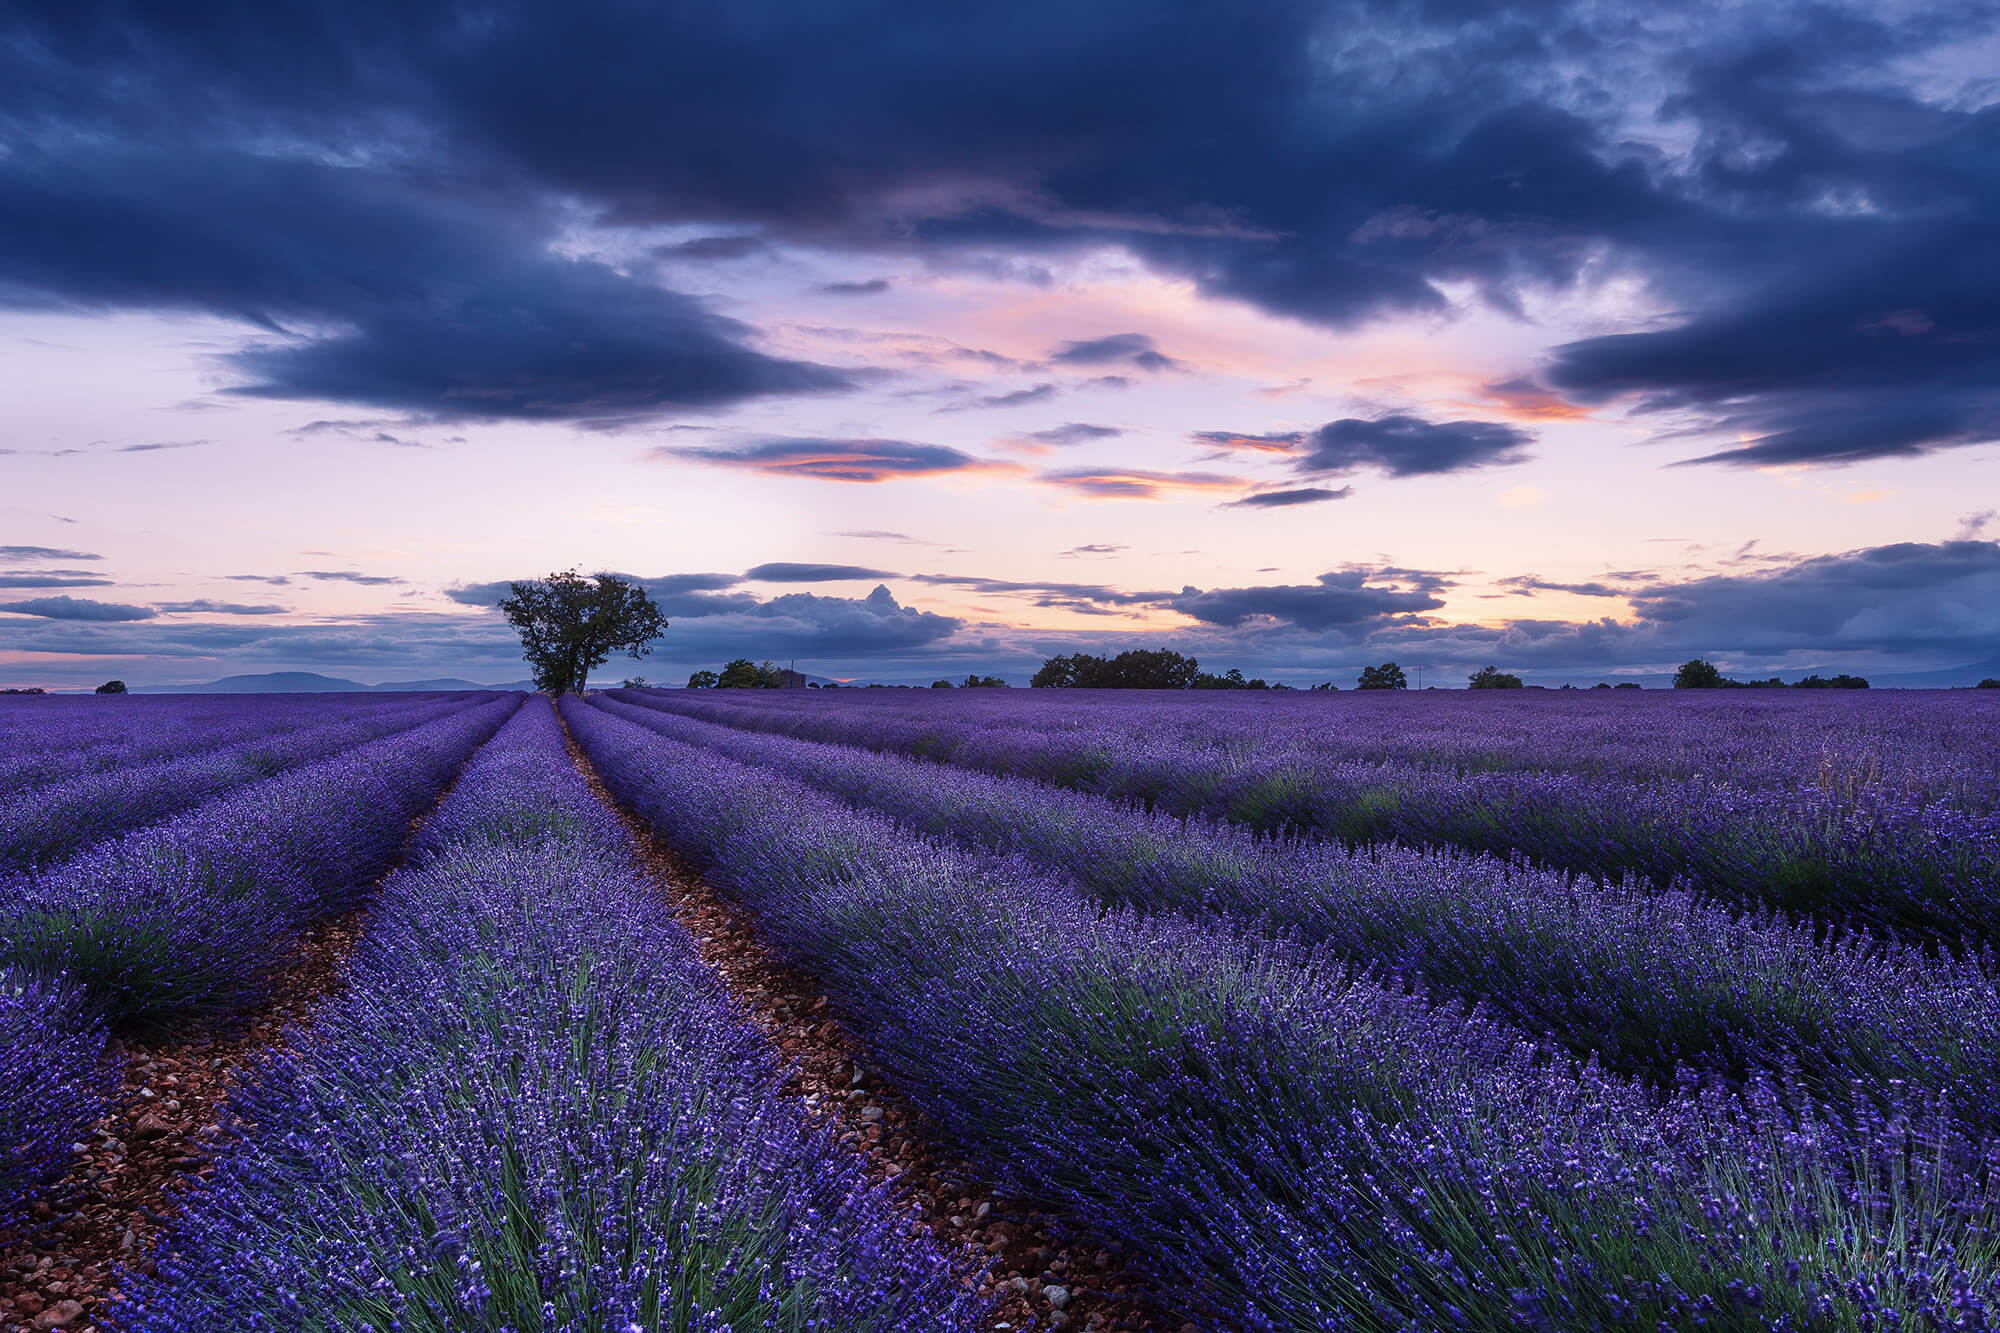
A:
[0, 914, 361, 1333]
[560, 717, 1177, 1333]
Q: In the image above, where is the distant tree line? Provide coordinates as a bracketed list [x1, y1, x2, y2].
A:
[1673, 659, 1869, 689]
[686, 658, 787, 689]
[932, 675, 1010, 688]
[1032, 650, 1280, 690]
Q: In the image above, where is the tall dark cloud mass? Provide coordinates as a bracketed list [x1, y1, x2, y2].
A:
[1296, 416, 1535, 477]
[5, 0, 1997, 453]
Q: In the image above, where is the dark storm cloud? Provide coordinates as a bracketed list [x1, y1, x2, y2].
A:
[0, 546, 101, 562]
[4, 0, 1998, 463]
[0, 148, 847, 425]
[665, 437, 1015, 482]
[1296, 415, 1535, 477]
[1224, 486, 1352, 508]
[1028, 423, 1123, 446]
[1049, 334, 1182, 372]
[0, 595, 157, 622]
[745, 562, 897, 582]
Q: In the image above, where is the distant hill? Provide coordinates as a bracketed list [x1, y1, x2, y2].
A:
[1864, 657, 2000, 688]
[134, 671, 527, 694]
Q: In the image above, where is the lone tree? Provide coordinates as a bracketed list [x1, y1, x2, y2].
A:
[94, 679, 127, 695]
[1356, 662, 1408, 690]
[498, 570, 666, 695]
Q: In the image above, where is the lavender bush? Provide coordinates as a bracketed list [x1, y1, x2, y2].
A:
[0, 966, 110, 1229]
[0, 694, 519, 1032]
[122, 698, 984, 1332]
[0, 692, 483, 801]
[624, 688, 2000, 944]
[0, 693, 487, 872]
[567, 697, 2000, 1331]
[588, 693, 2000, 1126]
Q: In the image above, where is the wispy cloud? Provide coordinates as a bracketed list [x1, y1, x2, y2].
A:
[1224, 486, 1352, 508]
[1037, 467, 1244, 500]
[0, 594, 156, 621]
[665, 437, 1021, 483]
[299, 570, 404, 586]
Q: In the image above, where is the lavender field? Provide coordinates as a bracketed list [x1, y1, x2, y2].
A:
[4, 686, 2000, 1331]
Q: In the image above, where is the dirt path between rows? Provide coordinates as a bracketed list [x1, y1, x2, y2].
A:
[0, 914, 362, 1333]
[559, 711, 1174, 1333]
[0, 714, 507, 1333]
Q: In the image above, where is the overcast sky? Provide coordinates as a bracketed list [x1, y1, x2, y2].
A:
[4, 0, 1998, 686]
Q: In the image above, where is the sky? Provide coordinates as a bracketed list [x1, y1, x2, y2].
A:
[3, 0, 1999, 688]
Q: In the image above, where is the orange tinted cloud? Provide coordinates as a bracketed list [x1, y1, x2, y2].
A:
[661, 437, 1025, 483]
[1473, 377, 1596, 422]
[1037, 467, 1246, 499]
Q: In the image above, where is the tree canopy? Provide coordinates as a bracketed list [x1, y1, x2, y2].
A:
[1032, 649, 1201, 689]
[498, 570, 667, 695]
[1467, 665, 1524, 689]
[1356, 662, 1408, 690]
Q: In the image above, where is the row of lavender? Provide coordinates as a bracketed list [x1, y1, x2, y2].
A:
[122, 698, 983, 1330]
[0, 692, 492, 872]
[565, 696, 2000, 1330]
[641, 688, 2000, 943]
[586, 692, 2000, 1126]
[0, 694, 519, 1230]
[0, 692, 485, 798]
[653, 684, 2000, 805]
